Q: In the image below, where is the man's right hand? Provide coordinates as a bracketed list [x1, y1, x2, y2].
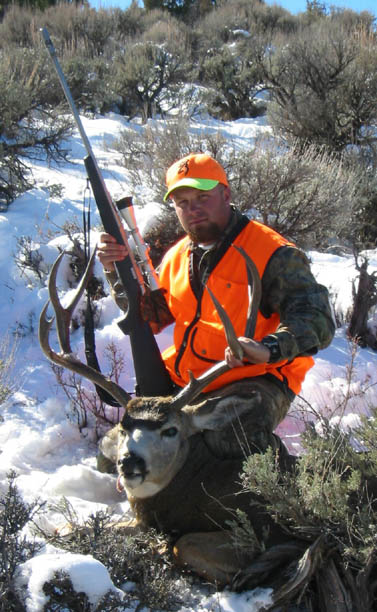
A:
[97, 233, 129, 272]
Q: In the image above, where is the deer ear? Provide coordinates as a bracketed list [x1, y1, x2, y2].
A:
[182, 396, 235, 434]
[182, 392, 261, 435]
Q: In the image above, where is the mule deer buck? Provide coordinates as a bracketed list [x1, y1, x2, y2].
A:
[39, 246, 306, 592]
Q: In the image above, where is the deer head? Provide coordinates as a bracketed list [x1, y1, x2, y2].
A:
[39, 243, 261, 499]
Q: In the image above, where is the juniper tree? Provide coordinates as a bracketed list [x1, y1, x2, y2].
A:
[260, 20, 377, 157]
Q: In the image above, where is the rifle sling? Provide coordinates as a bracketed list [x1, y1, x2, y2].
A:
[84, 294, 122, 407]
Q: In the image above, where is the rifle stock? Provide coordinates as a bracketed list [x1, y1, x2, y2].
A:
[42, 28, 173, 398]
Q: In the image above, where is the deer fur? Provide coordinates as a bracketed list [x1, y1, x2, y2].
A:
[99, 390, 294, 586]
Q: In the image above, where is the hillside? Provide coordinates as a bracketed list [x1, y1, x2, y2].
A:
[0, 111, 376, 610]
[0, 2, 377, 609]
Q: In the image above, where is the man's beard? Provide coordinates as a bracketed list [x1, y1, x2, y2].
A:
[187, 222, 223, 244]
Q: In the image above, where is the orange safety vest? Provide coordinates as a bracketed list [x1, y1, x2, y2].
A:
[158, 220, 314, 394]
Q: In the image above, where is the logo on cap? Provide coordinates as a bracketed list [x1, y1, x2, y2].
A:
[178, 160, 190, 176]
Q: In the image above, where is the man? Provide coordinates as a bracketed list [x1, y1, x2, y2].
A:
[98, 153, 334, 459]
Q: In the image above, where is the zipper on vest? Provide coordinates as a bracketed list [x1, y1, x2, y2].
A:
[174, 302, 202, 378]
[174, 213, 250, 380]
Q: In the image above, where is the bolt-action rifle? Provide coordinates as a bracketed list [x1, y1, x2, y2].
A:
[41, 28, 173, 398]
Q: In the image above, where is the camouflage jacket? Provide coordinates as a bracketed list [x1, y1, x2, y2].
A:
[105, 208, 335, 363]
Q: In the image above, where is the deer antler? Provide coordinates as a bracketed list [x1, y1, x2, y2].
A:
[170, 246, 261, 410]
[233, 245, 262, 339]
[39, 248, 131, 407]
[205, 244, 261, 359]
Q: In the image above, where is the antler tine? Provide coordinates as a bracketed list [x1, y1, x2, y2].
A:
[231, 245, 261, 339]
[206, 245, 261, 358]
[205, 285, 244, 361]
[48, 247, 97, 353]
[170, 362, 230, 411]
[170, 246, 262, 411]
[39, 248, 131, 408]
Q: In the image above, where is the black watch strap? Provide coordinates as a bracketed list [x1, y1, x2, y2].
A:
[261, 337, 282, 363]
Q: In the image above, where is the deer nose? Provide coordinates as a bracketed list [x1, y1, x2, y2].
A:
[119, 453, 146, 479]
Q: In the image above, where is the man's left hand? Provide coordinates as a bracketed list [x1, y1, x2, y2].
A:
[225, 336, 271, 367]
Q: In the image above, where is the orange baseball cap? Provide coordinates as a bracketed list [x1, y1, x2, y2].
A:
[163, 153, 229, 201]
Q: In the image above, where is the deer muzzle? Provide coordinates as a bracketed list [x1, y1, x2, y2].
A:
[118, 453, 148, 489]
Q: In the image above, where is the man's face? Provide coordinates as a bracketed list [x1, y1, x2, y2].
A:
[171, 184, 231, 244]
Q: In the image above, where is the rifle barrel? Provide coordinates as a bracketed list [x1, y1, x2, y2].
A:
[41, 28, 173, 398]
[41, 28, 94, 159]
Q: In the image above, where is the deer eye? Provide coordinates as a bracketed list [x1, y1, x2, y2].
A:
[161, 426, 178, 438]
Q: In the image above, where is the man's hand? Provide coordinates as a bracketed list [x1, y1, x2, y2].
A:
[225, 336, 270, 368]
[97, 233, 129, 272]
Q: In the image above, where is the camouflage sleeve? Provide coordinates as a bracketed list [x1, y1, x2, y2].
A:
[260, 246, 335, 362]
[104, 270, 175, 333]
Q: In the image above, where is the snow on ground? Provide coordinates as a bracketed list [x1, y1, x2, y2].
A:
[1, 113, 376, 611]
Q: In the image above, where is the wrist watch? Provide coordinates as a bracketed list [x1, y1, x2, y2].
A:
[261, 337, 281, 363]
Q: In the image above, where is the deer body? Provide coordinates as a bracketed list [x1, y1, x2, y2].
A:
[97, 392, 293, 587]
